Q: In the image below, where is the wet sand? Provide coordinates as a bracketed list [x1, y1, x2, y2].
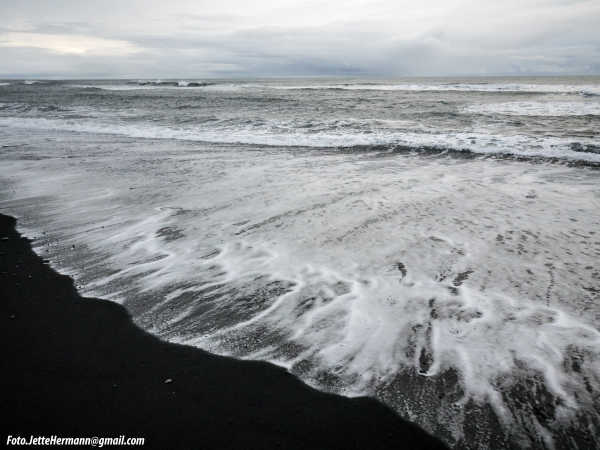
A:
[1, 213, 447, 449]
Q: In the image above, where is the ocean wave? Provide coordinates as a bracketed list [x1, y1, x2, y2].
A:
[1, 116, 599, 165]
[464, 101, 600, 117]
[131, 80, 215, 87]
[0, 102, 87, 116]
[0, 80, 47, 87]
[74, 80, 217, 91]
[268, 82, 600, 95]
[68, 81, 600, 95]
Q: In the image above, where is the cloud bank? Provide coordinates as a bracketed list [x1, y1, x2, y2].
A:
[1, 0, 599, 77]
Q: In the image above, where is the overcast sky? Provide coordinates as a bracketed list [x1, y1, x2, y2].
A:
[1, 0, 599, 78]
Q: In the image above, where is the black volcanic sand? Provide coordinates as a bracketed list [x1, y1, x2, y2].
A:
[1, 214, 447, 449]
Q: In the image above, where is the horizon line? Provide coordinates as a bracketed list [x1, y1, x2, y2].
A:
[2, 73, 600, 80]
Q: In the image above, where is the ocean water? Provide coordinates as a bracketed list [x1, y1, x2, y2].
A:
[1, 77, 599, 448]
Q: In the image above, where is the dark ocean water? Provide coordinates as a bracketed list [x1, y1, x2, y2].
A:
[1, 77, 600, 162]
[1, 77, 599, 449]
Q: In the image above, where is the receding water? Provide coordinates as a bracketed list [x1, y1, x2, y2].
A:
[1, 77, 599, 449]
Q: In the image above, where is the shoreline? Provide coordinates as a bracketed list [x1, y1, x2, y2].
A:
[1, 213, 447, 449]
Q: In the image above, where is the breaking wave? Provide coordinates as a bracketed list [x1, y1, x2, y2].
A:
[1, 115, 599, 165]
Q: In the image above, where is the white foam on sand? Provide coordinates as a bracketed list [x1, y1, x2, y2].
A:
[180, 234, 600, 425]
[1, 129, 599, 446]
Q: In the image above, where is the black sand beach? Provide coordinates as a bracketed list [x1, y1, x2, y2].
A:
[1, 213, 447, 449]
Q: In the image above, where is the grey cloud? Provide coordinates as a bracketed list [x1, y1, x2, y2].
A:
[0, 0, 598, 77]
